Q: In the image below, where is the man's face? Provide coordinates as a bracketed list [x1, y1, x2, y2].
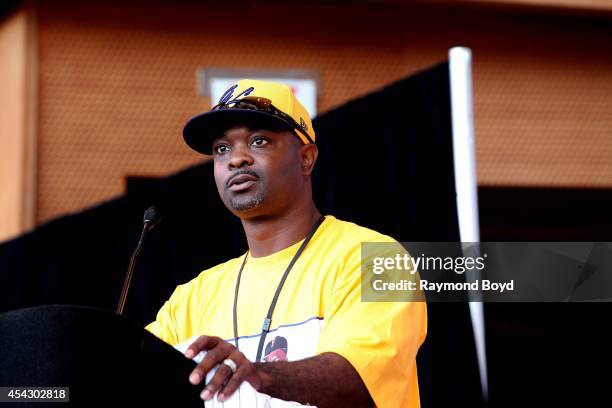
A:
[211, 124, 308, 218]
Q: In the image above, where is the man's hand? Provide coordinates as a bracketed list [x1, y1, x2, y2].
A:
[185, 336, 373, 407]
[184, 335, 262, 401]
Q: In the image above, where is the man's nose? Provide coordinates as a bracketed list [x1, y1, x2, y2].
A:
[228, 144, 254, 169]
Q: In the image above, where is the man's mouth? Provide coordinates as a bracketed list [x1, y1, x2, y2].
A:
[227, 173, 258, 192]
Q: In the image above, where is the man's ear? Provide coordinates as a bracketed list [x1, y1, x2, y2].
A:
[299, 143, 319, 175]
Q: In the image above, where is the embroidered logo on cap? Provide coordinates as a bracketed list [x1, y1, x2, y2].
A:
[218, 85, 255, 106]
[300, 118, 308, 132]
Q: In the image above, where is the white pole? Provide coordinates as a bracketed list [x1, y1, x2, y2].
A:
[449, 46, 489, 402]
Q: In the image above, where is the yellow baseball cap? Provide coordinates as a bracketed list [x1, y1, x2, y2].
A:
[183, 79, 316, 155]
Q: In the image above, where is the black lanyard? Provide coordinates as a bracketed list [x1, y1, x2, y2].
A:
[232, 215, 326, 362]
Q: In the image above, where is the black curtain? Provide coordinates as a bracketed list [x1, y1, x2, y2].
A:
[0, 63, 483, 407]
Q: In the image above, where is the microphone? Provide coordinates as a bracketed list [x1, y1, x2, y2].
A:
[143, 206, 162, 228]
[116, 206, 162, 315]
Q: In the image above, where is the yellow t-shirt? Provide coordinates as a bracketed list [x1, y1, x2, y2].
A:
[146, 215, 427, 408]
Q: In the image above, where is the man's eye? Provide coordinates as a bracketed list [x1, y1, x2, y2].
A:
[214, 144, 229, 154]
[251, 137, 269, 147]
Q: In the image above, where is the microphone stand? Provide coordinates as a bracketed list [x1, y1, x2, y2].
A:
[116, 221, 152, 316]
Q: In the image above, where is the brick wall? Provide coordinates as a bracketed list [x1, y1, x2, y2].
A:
[35, 1, 612, 223]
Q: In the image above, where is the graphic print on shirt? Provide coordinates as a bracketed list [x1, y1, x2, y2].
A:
[264, 336, 289, 362]
[230, 316, 324, 363]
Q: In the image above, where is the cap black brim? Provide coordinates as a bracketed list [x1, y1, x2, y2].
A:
[183, 109, 296, 155]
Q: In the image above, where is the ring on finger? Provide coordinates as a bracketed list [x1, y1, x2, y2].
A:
[222, 358, 238, 374]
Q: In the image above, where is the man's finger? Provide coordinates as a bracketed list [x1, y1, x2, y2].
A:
[218, 365, 247, 402]
[218, 350, 249, 401]
[185, 335, 219, 359]
[189, 342, 233, 385]
[200, 364, 233, 400]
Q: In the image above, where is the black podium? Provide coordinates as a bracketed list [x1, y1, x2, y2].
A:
[0, 305, 202, 407]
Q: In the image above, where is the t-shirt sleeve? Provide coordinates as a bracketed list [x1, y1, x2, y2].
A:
[145, 291, 181, 346]
[144, 263, 226, 346]
[316, 240, 427, 408]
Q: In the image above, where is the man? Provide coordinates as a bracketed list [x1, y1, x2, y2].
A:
[146, 79, 427, 407]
